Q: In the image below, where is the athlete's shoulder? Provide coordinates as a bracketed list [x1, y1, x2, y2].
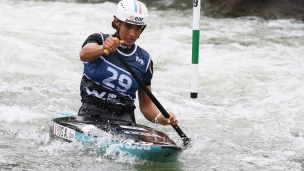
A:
[82, 32, 110, 47]
[135, 46, 153, 85]
[136, 45, 150, 60]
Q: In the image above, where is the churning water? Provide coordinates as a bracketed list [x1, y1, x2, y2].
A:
[0, 0, 304, 170]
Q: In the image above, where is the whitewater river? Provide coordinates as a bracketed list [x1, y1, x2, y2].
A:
[1, 0, 304, 170]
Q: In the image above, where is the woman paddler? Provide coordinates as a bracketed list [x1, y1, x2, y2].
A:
[78, 0, 178, 126]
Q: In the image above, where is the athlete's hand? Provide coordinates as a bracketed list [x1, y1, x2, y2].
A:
[157, 112, 178, 126]
[102, 36, 124, 55]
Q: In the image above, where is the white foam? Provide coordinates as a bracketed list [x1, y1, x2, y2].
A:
[0, 105, 47, 123]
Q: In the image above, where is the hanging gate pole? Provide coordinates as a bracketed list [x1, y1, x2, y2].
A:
[191, 0, 201, 99]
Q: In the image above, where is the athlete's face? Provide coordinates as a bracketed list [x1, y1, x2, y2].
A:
[116, 19, 144, 46]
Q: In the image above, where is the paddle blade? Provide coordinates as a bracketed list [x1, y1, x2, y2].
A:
[172, 125, 192, 147]
[183, 137, 191, 145]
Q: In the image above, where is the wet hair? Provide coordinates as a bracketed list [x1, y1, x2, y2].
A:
[111, 18, 118, 30]
[111, 17, 119, 38]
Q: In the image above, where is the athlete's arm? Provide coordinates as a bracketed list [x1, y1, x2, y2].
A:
[79, 36, 124, 62]
[80, 43, 104, 62]
[138, 86, 178, 126]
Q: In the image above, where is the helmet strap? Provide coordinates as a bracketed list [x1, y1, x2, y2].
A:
[116, 22, 121, 40]
[138, 25, 146, 38]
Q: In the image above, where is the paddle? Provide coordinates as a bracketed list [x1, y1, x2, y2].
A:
[103, 48, 192, 147]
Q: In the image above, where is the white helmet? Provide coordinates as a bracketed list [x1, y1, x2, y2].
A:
[114, 0, 148, 26]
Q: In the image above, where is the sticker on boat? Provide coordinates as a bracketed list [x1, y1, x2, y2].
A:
[119, 139, 153, 150]
[54, 123, 76, 142]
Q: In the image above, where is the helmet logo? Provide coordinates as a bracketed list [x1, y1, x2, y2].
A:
[135, 17, 143, 21]
[125, 16, 145, 25]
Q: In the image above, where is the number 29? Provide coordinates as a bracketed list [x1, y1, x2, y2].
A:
[102, 66, 132, 92]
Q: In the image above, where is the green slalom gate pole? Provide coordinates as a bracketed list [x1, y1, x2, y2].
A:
[191, 0, 200, 99]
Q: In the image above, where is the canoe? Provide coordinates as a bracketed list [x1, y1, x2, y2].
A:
[49, 112, 182, 162]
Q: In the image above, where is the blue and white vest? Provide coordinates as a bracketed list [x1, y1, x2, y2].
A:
[80, 33, 153, 108]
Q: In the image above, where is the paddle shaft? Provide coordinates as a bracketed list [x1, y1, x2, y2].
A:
[104, 49, 191, 146]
